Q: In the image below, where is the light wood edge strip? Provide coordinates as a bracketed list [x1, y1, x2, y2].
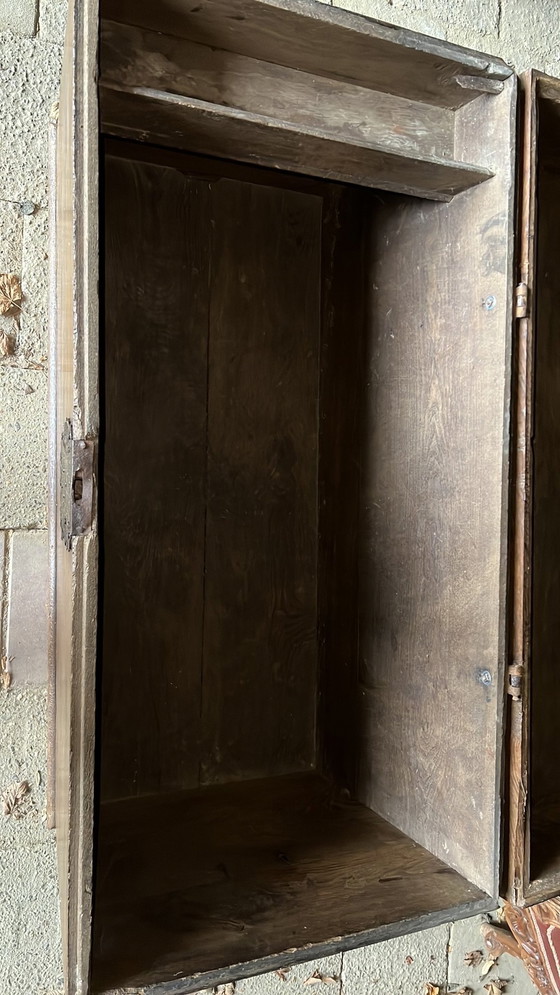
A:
[507, 67, 537, 909]
[47, 108, 59, 832]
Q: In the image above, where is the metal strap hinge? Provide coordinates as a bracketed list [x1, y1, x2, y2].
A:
[60, 419, 95, 550]
[507, 663, 524, 700]
[515, 282, 528, 319]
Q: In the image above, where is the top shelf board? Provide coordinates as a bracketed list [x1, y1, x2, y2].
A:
[101, 0, 512, 109]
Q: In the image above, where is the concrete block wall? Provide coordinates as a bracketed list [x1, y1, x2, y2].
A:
[0, 0, 557, 992]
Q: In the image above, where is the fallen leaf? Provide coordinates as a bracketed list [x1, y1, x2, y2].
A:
[450, 988, 473, 995]
[304, 973, 338, 986]
[405, 956, 414, 965]
[0, 654, 12, 691]
[464, 950, 484, 967]
[484, 982, 507, 995]
[480, 959, 498, 978]
[2, 780, 30, 816]
[275, 969, 290, 982]
[425, 986, 440, 995]
[0, 329, 16, 357]
[0, 274, 23, 316]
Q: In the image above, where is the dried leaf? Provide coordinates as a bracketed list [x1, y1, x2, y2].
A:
[425, 986, 440, 995]
[2, 780, 30, 815]
[275, 969, 290, 982]
[464, 950, 484, 967]
[451, 989, 472, 995]
[0, 273, 23, 316]
[0, 329, 16, 357]
[405, 956, 414, 966]
[484, 982, 507, 995]
[304, 973, 338, 986]
[480, 959, 498, 978]
[0, 654, 12, 691]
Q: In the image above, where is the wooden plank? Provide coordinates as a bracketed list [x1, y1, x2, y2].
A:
[53, 1, 99, 993]
[354, 77, 516, 897]
[318, 187, 366, 789]
[101, 19, 455, 163]
[101, 0, 511, 108]
[200, 178, 321, 784]
[100, 154, 211, 801]
[99, 84, 493, 201]
[527, 100, 560, 892]
[91, 772, 491, 993]
[507, 69, 539, 907]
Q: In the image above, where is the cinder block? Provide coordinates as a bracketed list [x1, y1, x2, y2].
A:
[21, 207, 49, 358]
[0, 840, 62, 994]
[237, 954, 342, 995]
[332, 0, 501, 47]
[6, 529, 48, 684]
[341, 924, 449, 995]
[449, 914, 537, 995]
[0, 367, 47, 528]
[0, 686, 51, 847]
[0, 0, 37, 37]
[39, 0, 67, 45]
[0, 36, 62, 205]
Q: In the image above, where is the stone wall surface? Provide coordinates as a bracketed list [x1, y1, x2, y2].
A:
[0, 0, 555, 991]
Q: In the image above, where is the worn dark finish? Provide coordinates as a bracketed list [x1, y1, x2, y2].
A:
[100, 83, 493, 202]
[200, 178, 321, 784]
[529, 104, 560, 884]
[54, 2, 523, 993]
[101, 155, 211, 800]
[508, 72, 560, 906]
[101, 19, 456, 163]
[92, 772, 490, 993]
[318, 187, 366, 790]
[101, 0, 511, 109]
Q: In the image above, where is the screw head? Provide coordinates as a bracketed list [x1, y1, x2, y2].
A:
[20, 201, 35, 216]
[478, 669, 493, 687]
[483, 295, 497, 311]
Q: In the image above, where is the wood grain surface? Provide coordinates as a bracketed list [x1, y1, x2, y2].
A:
[101, 151, 322, 798]
[529, 153, 560, 880]
[101, 19, 455, 162]
[53, 0, 99, 992]
[353, 80, 516, 897]
[200, 177, 321, 783]
[92, 772, 489, 993]
[318, 187, 366, 790]
[99, 84, 493, 202]
[101, 0, 511, 108]
[101, 156, 211, 800]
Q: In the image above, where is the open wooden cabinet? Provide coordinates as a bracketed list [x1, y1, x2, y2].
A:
[49, 2, 560, 994]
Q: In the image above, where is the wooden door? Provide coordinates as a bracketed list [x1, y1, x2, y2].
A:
[508, 70, 560, 907]
[52, 1, 99, 992]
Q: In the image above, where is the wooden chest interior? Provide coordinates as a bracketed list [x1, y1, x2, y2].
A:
[51, 2, 524, 993]
[92, 119, 513, 991]
[520, 78, 560, 899]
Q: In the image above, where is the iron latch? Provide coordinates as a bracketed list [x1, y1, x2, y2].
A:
[60, 420, 95, 550]
[515, 282, 528, 319]
[507, 663, 523, 700]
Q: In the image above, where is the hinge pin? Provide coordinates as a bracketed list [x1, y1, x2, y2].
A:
[507, 663, 523, 700]
[515, 282, 528, 319]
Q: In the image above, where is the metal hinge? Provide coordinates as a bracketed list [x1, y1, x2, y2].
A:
[515, 282, 528, 319]
[507, 663, 524, 700]
[60, 419, 95, 550]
